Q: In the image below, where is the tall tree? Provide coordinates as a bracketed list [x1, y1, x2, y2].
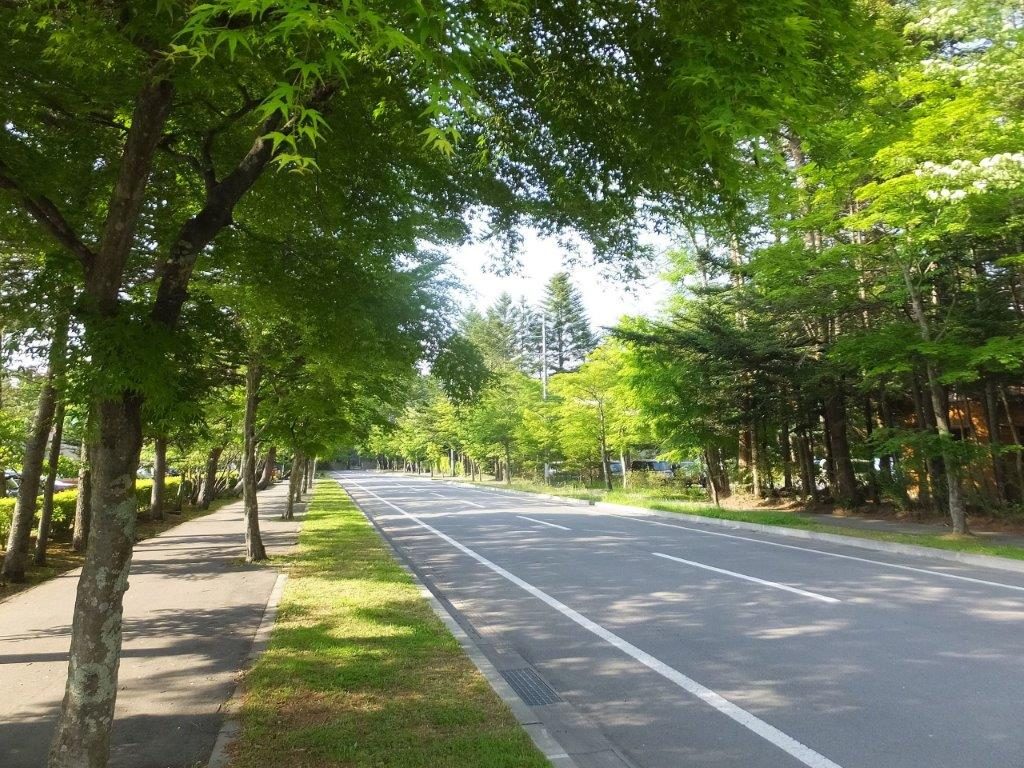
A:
[542, 273, 596, 373]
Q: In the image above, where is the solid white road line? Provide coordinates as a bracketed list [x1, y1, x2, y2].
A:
[652, 552, 840, 604]
[613, 513, 1024, 595]
[517, 515, 571, 531]
[342, 479, 844, 768]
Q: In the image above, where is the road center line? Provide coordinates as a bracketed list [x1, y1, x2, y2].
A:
[610, 513, 1024, 594]
[517, 515, 571, 531]
[652, 552, 839, 604]
[342, 479, 844, 768]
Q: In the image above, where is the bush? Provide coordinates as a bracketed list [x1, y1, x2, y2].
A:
[0, 497, 14, 543]
[0, 476, 186, 548]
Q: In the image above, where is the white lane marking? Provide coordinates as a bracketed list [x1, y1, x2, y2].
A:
[652, 552, 839, 604]
[614, 513, 1024, 594]
[517, 515, 571, 531]
[343, 480, 843, 768]
[456, 497, 487, 508]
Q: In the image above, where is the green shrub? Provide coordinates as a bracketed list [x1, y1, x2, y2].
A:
[0, 476, 187, 549]
[0, 497, 14, 543]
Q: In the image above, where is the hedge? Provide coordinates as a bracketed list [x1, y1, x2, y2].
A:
[0, 477, 183, 547]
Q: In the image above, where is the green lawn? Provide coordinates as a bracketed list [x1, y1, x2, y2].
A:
[449, 476, 1024, 563]
[229, 480, 550, 768]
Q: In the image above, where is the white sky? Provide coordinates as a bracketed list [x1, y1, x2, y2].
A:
[445, 228, 675, 332]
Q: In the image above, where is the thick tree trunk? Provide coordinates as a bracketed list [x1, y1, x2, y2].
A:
[34, 401, 67, 566]
[242, 364, 266, 563]
[198, 446, 223, 510]
[823, 391, 862, 507]
[257, 445, 276, 490]
[148, 436, 167, 522]
[3, 349, 62, 582]
[48, 393, 144, 768]
[72, 440, 91, 553]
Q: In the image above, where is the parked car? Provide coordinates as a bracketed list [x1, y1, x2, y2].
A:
[630, 459, 674, 478]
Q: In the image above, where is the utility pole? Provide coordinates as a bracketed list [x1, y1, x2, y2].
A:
[541, 313, 550, 483]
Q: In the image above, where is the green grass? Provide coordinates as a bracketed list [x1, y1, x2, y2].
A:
[451, 476, 1024, 563]
[230, 480, 550, 768]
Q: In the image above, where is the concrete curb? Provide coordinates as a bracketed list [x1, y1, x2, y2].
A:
[432, 477, 1024, 577]
[206, 570, 288, 768]
[341, 479, 579, 768]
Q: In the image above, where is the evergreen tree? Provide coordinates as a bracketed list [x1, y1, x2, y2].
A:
[541, 273, 595, 373]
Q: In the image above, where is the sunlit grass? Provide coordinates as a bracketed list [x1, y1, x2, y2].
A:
[229, 480, 549, 768]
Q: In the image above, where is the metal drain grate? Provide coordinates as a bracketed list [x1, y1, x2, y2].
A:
[500, 667, 563, 706]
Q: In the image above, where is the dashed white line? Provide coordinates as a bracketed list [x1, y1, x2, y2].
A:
[342, 479, 844, 768]
[517, 515, 571, 531]
[652, 552, 840, 604]
[612, 513, 1024, 594]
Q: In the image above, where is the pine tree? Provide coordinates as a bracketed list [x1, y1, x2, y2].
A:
[541, 273, 596, 373]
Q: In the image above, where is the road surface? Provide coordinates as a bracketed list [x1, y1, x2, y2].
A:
[338, 471, 1024, 768]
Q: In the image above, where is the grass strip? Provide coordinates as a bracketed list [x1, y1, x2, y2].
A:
[229, 480, 550, 768]
[446, 476, 1024, 563]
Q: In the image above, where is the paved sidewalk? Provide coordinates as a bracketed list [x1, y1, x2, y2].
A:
[0, 482, 303, 768]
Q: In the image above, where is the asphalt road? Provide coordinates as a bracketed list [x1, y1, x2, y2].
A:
[337, 471, 1024, 768]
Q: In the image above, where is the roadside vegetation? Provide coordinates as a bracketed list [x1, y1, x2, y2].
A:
[230, 481, 549, 768]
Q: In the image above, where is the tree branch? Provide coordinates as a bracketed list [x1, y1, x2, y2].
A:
[0, 158, 96, 269]
[86, 75, 175, 312]
[151, 83, 338, 329]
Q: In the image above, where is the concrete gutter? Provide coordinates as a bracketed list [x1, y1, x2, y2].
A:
[433, 477, 1024, 577]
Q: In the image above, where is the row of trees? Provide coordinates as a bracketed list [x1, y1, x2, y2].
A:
[369, 1, 1024, 539]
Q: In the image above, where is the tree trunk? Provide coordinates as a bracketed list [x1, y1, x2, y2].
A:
[198, 446, 223, 510]
[749, 423, 764, 498]
[780, 422, 793, 492]
[34, 401, 67, 566]
[999, 385, 1024, 501]
[983, 380, 1008, 504]
[504, 445, 513, 486]
[242, 364, 266, 563]
[148, 436, 167, 522]
[285, 451, 302, 520]
[703, 447, 721, 507]
[48, 393, 144, 768]
[823, 390, 862, 507]
[2, 337, 63, 582]
[903, 267, 968, 533]
[796, 427, 815, 499]
[257, 445, 276, 490]
[72, 440, 91, 553]
[301, 458, 310, 494]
